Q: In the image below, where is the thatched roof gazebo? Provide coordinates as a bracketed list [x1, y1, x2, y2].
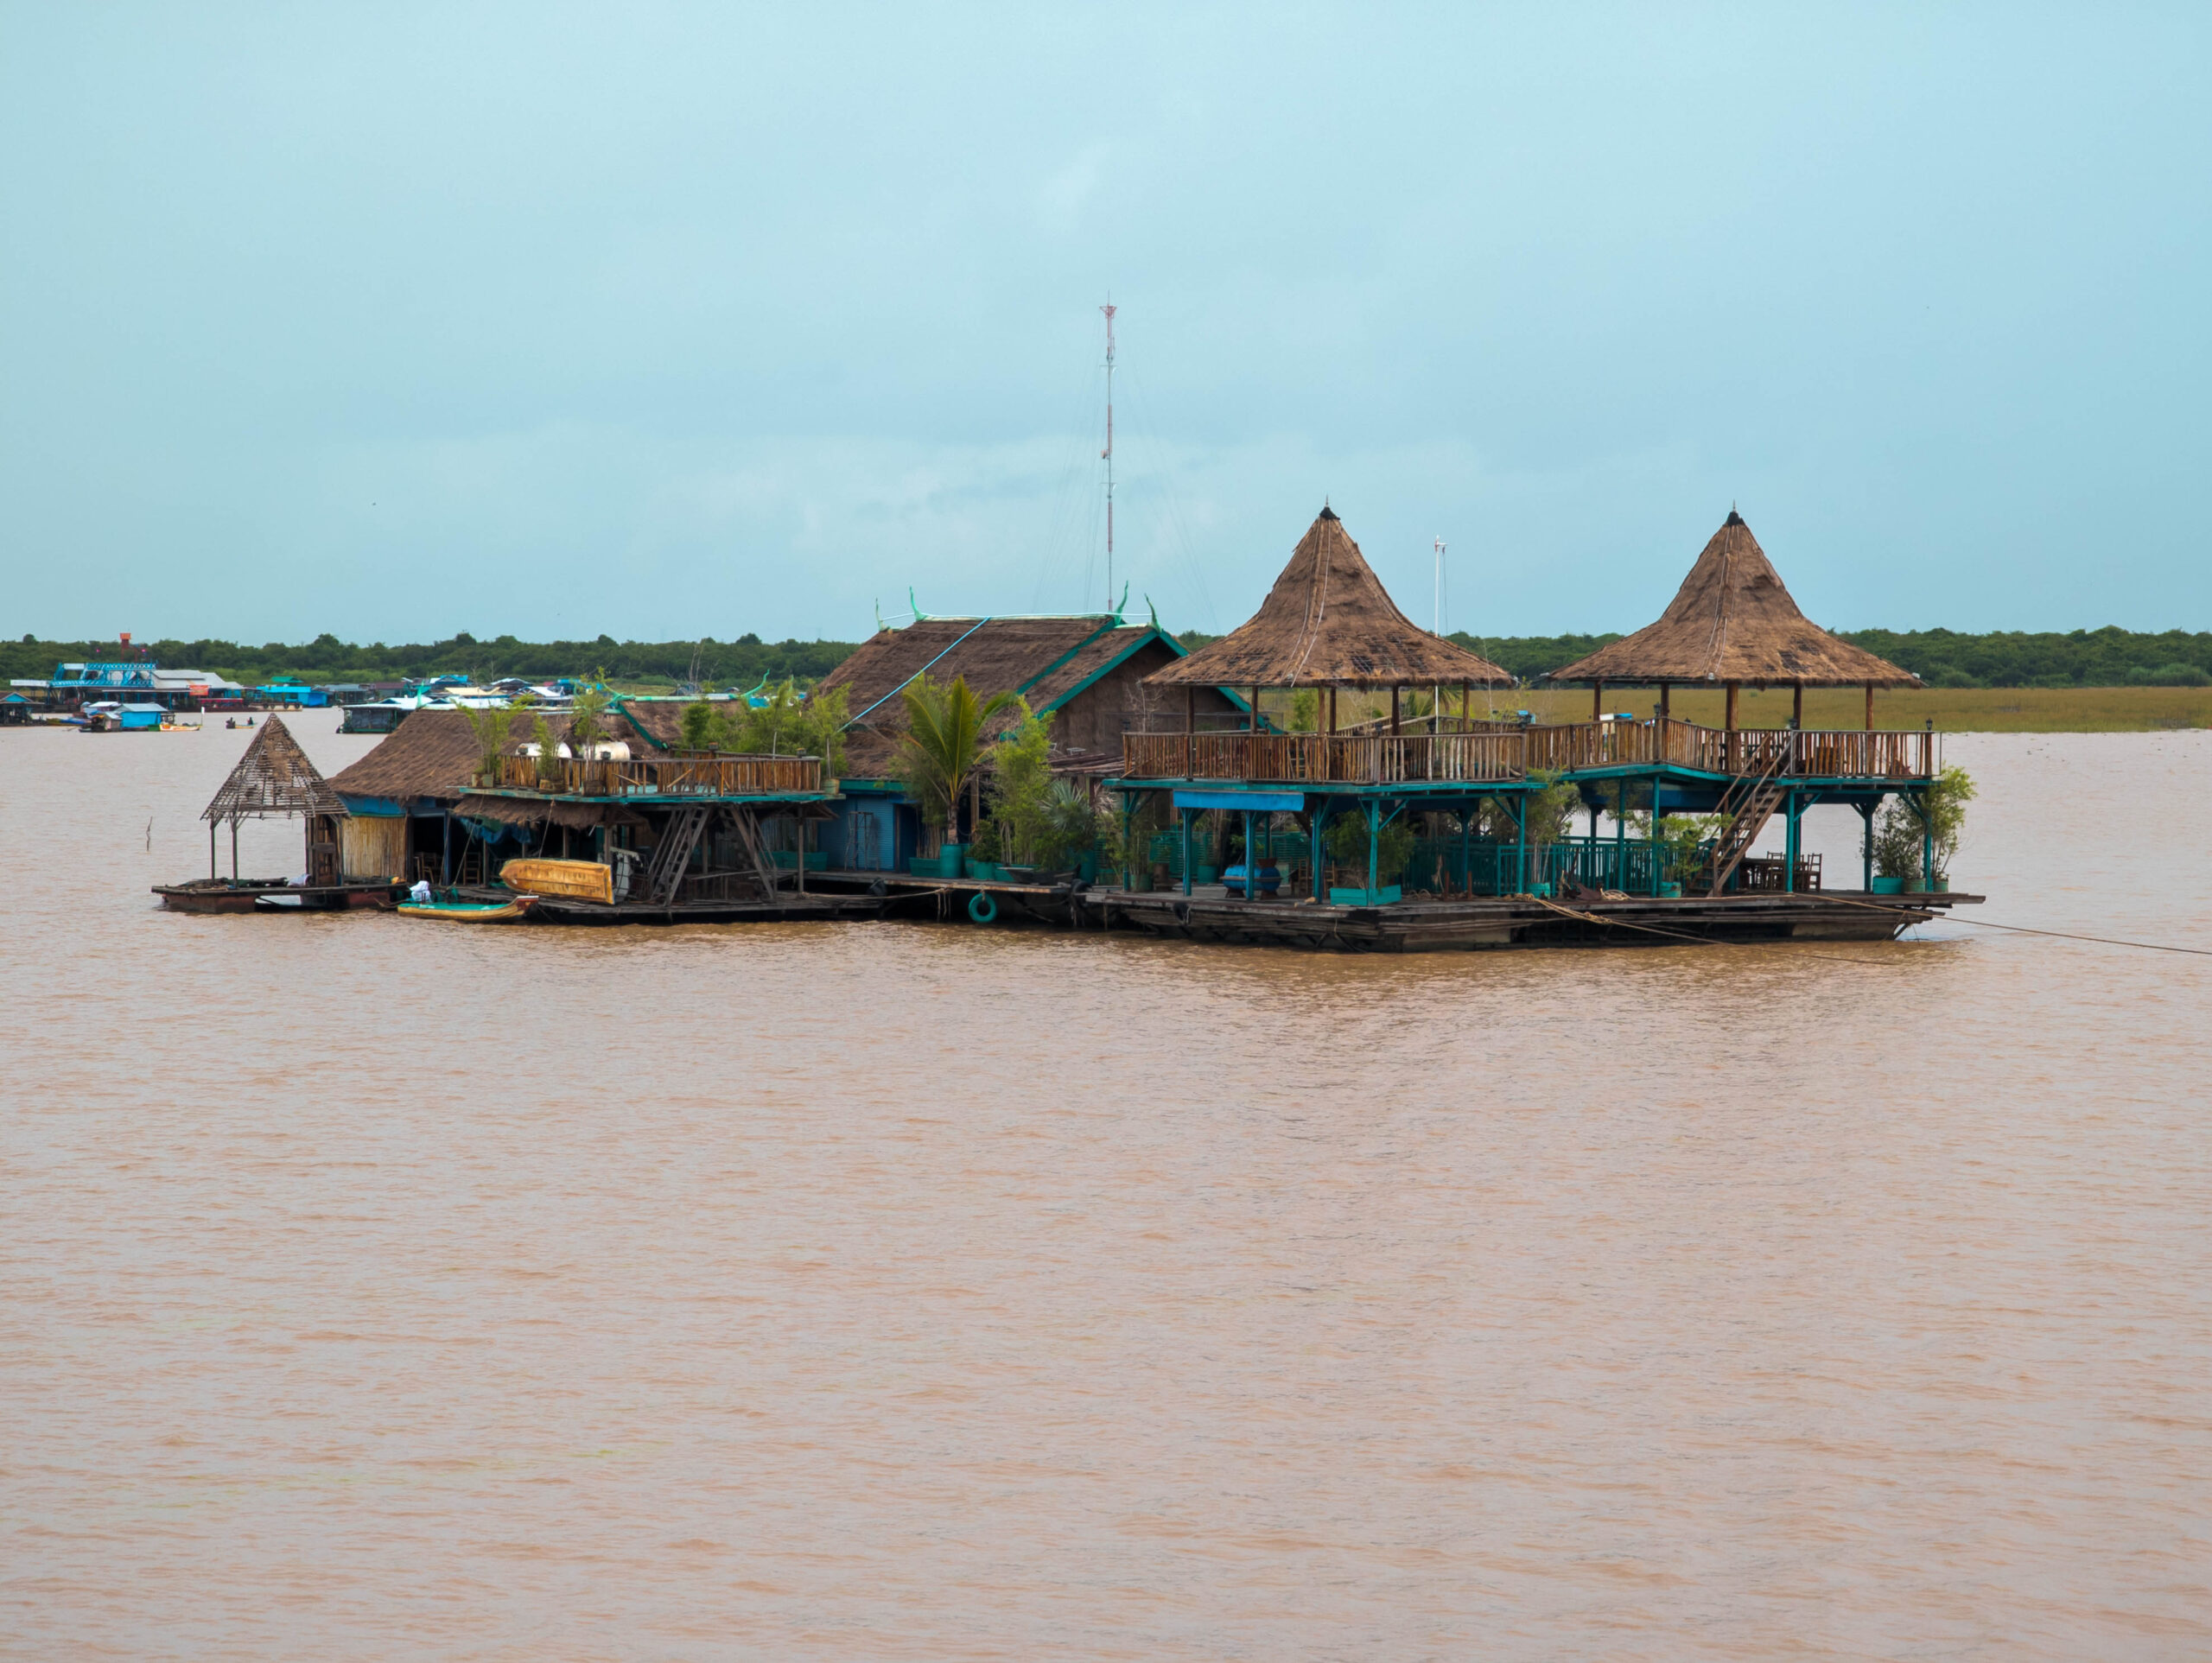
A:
[201, 715, 344, 879]
[1545, 511, 1918, 729]
[1147, 506, 1510, 733]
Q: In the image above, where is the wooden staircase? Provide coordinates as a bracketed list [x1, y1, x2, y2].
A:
[1701, 749, 1794, 897]
[643, 804, 715, 904]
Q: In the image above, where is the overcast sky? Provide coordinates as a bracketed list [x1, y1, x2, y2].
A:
[3, 4, 2206, 646]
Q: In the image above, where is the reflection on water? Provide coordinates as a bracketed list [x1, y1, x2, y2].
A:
[2, 719, 2208, 1659]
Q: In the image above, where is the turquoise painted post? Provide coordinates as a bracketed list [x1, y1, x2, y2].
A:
[1649, 776, 1662, 895]
[1242, 809, 1254, 898]
[1462, 800, 1473, 897]
[1783, 790, 1798, 893]
[1180, 807, 1193, 897]
[1121, 797, 1136, 889]
[1860, 801, 1874, 891]
[1613, 783, 1626, 889]
[1313, 803, 1329, 902]
[1514, 794, 1528, 893]
[1920, 791, 1934, 893]
[1366, 797, 1379, 897]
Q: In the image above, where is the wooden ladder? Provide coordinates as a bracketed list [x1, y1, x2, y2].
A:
[643, 804, 714, 904]
[1702, 749, 1794, 897]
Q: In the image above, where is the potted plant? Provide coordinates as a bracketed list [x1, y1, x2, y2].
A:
[895, 672, 1014, 879]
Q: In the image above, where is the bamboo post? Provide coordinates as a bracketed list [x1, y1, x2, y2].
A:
[1861, 802, 1874, 891]
[231, 821, 238, 879]
[1792, 681, 1804, 731]
[1658, 682, 1670, 723]
[1865, 682, 1875, 732]
[1390, 686, 1401, 736]
[1592, 680, 1604, 721]
[208, 822, 217, 880]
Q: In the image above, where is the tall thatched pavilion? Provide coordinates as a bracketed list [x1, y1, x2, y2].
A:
[1146, 505, 1510, 731]
[1545, 511, 1918, 729]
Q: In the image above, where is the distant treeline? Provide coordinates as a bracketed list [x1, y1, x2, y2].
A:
[0, 632, 857, 689]
[1182, 627, 2212, 688]
[6, 624, 2207, 690]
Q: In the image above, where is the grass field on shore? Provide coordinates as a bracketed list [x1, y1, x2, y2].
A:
[1313, 685, 2211, 733]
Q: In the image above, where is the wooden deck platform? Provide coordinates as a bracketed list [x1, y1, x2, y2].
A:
[518, 892, 884, 926]
[1081, 885, 1980, 951]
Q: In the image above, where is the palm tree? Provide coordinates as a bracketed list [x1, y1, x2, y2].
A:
[896, 673, 1015, 841]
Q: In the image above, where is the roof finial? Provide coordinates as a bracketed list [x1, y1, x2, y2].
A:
[1319, 497, 1339, 522]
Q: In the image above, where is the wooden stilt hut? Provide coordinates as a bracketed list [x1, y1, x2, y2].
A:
[200, 715, 344, 883]
[1543, 511, 1923, 894]
[1136, 505, 1513, 901]
[153, 715, 404, 911]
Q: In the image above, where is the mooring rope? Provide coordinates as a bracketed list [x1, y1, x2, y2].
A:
[1524, 894, 1911, 968]
[1810, 893, 2212, 957]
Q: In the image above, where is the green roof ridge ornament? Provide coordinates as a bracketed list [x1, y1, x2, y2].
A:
[909, 587, 930, 623]
[1113, 581, 1128, 624]
[1146, 593, 1160, 630]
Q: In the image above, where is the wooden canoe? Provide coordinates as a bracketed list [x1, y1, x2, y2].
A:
[397, 897, 538, 924]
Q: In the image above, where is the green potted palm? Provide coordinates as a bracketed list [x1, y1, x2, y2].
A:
[896, 673, 1014, 879]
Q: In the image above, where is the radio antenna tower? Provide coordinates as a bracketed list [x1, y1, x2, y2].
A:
[1433, 536, 1446, 633]
[1100, 301, 1117, 614]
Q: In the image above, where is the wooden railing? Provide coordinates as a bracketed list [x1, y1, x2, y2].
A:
[1122, 721, 1931, 784]
[487, 752, 825, 797]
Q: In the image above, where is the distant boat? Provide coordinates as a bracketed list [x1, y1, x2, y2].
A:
[75, 701, 198, 732]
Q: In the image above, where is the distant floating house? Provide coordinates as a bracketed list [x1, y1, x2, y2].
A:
[813, 612, 1243, 870]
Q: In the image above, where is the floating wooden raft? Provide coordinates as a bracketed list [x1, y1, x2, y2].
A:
[499, 858, 613, 904]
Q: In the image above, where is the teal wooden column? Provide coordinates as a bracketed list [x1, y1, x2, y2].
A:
[1860, 801, 1874, 891]
[1613, 784, 1626, 889]
[1366, 797, 1380, 895]
[1312, 803, 1328, 902]
[1514, 793, 1528, 893]
[1649, 776, 1662, 895]
[1920, 791, 1934, 892]
[1121, 797, 1136, 889]
[1783, 790, 1799, 893]
[1179, 808, 1194, 897]
[1242, 809, 1254, 897]
[1462, 800, 1474, 897]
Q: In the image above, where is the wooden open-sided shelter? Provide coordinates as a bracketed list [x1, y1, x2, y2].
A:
[1543, 511, 1919, 729]
[201, 715, 344, 882]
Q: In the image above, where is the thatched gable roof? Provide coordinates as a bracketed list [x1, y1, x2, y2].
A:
[1546, 512, 1919, 688]
[818, 616, 1193, 776]
[327, 710, 481, 805]
[1147, 508, 1510, 689]
[203, 716, 341, 822]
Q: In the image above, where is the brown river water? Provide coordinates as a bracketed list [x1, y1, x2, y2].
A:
[3, 717, 2208, 1660]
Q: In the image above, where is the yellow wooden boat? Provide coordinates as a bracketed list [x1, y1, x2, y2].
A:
[397, 896, 538, 924]
[499, 858, 613, 904]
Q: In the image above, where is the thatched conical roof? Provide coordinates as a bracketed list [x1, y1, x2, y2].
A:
[202, 716, 342, 822]
[1547, 512, 1919, 688]
[1147, 508, 1510, 689]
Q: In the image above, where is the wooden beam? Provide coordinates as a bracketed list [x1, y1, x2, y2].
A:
[1866, 682, 1875, 732]
[1792, 681, 1804, 730]
[1592, 679, 1604, 721]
